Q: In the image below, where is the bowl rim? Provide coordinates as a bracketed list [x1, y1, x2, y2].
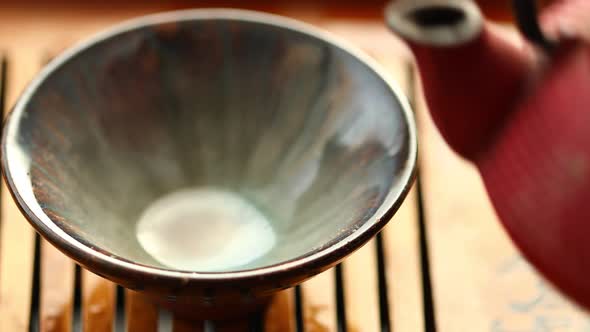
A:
[1, 8, 417, 283]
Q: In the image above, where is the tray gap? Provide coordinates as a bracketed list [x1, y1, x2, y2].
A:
[28, 234, 41, 332]
[334, 264, 347, 332]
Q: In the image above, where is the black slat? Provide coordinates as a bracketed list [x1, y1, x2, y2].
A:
[334, 264, 347, 332]
[28, 234, 41, 332]
[294, 286, 304, 332]
[416, 174, 437, 332]
[72, 265, 83, 331]
[375, 233, 391, 332]
[114, 285, 126, 331]
[406, 64, 437, 332]
[249, 311, 264, 332]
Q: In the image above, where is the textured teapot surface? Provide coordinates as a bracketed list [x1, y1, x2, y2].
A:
[387, 0, 590, 310]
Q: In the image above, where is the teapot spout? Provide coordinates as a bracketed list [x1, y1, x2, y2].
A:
[386, 0, 536, 160]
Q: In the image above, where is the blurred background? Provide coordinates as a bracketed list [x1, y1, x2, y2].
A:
[2, 1, 589, 332]
[0, 0, 554, 19]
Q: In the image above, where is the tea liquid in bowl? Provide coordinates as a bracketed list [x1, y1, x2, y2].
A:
[136, 188, 277, 272]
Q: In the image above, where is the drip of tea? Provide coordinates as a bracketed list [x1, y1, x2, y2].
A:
[136, 188, 276, 272]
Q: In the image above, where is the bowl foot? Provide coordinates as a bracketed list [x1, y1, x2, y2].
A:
[141, 291, 274, 321]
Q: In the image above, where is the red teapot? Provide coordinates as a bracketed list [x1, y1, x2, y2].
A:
[386, 0, 590, 309]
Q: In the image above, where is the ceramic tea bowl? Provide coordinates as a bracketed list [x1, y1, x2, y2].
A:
[2, 9, 416, 319]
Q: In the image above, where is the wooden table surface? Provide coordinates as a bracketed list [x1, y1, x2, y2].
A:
[0, 5, 588, 332]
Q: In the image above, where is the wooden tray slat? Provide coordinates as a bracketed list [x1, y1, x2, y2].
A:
[342, 241, 380, 331]
[300, 269, 337, 331]
[0, 53, 41, 332]
[125, 290, 159, 332]
[0, 189, 37, 331]
[82, 271, 116, 332]
[383, 189, 424, 332]
[265, 290, 297, 332]
[40, 241, 75, 332]
[373, 50, 425, 332]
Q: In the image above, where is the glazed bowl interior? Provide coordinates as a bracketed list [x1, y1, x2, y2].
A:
[3, 11, 415, 274]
